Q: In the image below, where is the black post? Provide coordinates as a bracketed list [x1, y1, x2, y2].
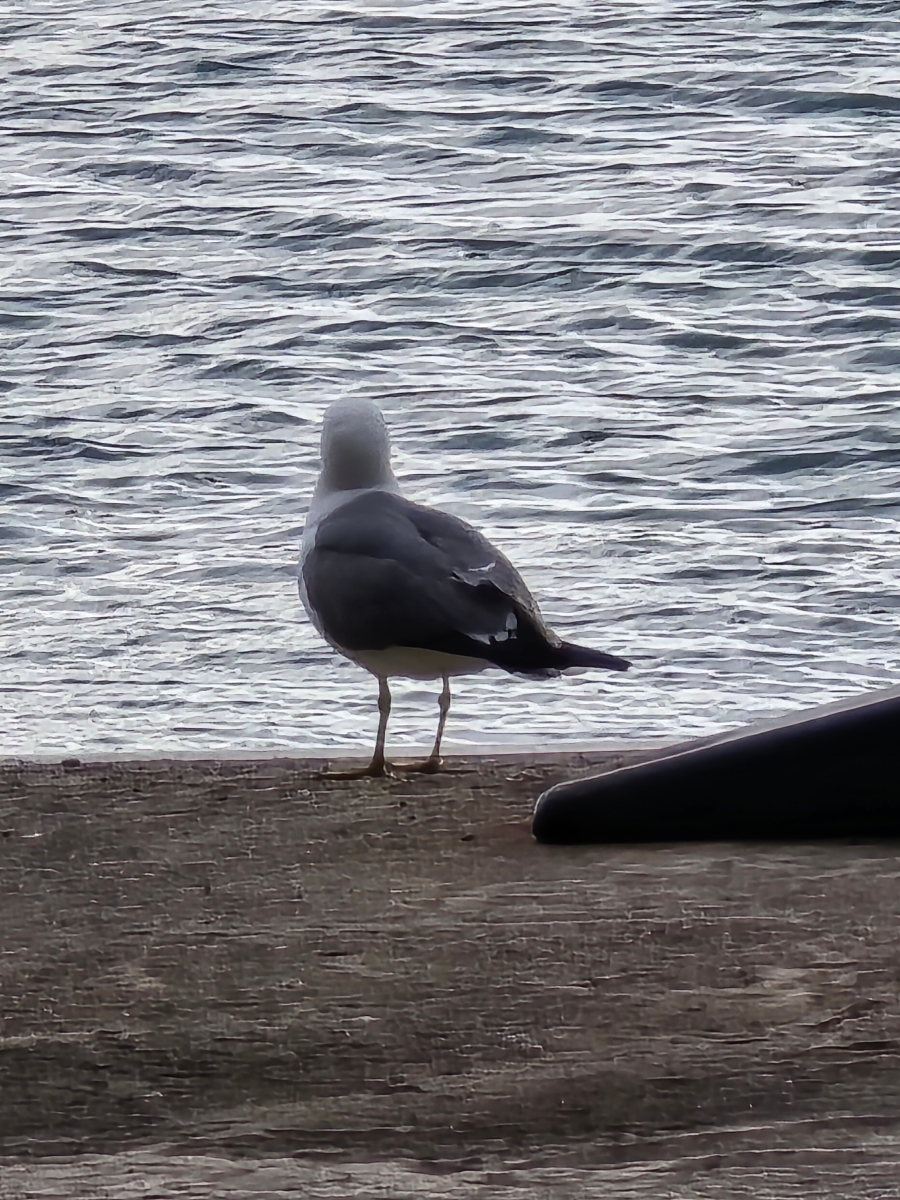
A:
[533, 686, 900, 844]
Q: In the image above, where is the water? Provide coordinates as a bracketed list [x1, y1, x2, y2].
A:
[2, 1, 900, 757]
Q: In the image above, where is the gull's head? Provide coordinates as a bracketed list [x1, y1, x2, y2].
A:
[319, 398, 394, 493]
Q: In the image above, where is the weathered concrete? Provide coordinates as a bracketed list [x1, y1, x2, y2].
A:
[1, 753, 899, 1198]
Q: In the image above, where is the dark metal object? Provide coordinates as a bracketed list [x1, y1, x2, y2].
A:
[533, 686, 900, 844]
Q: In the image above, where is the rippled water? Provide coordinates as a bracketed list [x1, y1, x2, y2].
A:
[3, 1, 900, 757]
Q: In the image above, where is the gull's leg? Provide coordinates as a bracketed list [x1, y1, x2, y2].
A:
[367, 676, 392, 775]
[322, 677, 393, 779]
[428, 673, 452, 770]
[396, 674, 452, 775]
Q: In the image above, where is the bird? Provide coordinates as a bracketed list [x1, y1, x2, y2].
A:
[299, 398, 630, 776]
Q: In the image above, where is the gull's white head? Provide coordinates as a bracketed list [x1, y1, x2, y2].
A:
[318, 398, 395, 494]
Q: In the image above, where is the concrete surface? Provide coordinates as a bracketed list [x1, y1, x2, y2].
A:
[1, 752, 899, 1198]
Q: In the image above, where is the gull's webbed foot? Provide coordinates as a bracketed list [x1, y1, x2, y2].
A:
[319, 754, 394, 780]
[393, 756, 442, 775]
[392, 757, 474, 776]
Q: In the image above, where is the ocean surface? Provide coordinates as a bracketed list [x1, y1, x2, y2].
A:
[2, 0, 899, 758]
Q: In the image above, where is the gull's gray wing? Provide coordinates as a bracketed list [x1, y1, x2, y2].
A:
[301, 490, 560, 666]
[302, 490, 631, 675]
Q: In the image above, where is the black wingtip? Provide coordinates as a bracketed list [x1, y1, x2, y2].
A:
[559, 641, 631, 672]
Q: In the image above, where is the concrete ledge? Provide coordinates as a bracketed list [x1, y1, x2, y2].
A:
[2, 753, 899, 1195]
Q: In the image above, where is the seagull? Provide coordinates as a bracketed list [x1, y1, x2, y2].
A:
[299, 398, 630, 776]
